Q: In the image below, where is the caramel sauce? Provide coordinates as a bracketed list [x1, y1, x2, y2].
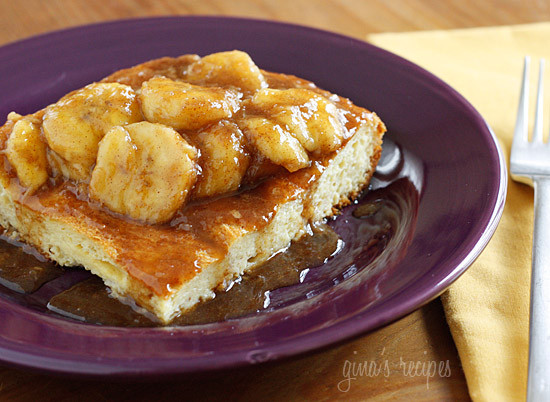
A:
[0, 173, 419, 327]
[48, 277, 156, 327]
[45, 224, 339, 327]
[17, 165, 321, 297]
[172, 223, 339, 325]
[100, 55, 200, 90]
[0, 125, 420, 328]
[0, 234, 63, 293]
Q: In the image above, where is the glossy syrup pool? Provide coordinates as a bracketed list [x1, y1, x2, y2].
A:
[0, 139, 422, 327]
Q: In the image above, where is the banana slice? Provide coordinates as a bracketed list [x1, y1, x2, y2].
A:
[239, 116, 309, 172]
[139, 77, 241, 131]
[193, 121, 250, 198]
[89, 122, 198, 224]
[42, 82, 142, 181]
[185, 50, 267, 95]
[249, 88, 346, 156]
[6, 118, 49, 193]
[239, 88, 347, 172]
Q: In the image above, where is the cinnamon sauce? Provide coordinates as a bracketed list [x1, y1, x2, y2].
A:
[0, 223, 339, 326]
[44, 223, 339, 326]
[0, 167, 419, 327]
[0, 235, 63, 293]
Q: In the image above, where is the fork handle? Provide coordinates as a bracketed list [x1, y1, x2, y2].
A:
[527, 177, 550, 401]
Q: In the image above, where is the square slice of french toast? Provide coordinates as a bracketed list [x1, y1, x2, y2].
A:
[0, 51, 385, 324]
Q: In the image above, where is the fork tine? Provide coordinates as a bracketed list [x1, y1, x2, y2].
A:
[533, 59, 545, 143]
[513, 56, 530, 145]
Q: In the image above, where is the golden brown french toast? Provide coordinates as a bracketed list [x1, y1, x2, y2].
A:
[0, 51, 385, 323]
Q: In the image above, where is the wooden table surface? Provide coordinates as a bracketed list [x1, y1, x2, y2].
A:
[0, 1, 549, 401]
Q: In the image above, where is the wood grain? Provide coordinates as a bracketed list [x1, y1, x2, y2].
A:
[0, 0, 547, 400]
[0, 0, 549, 46]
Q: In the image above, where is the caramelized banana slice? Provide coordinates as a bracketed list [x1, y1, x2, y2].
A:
[185, 50, 267, 95]
[89, 122, 198, 224]
[6, 118, 48, 193]
[193, 121, 250, 198]
[42, 83, 142, 181]
[139, 77, 241, 131]
[239, 88, 347, 172]
[46, 149, 82, 182]
[249, 88, 346, 155]
[239, 117, 309, 172]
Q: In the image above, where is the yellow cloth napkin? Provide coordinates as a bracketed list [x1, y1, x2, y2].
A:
[368, 23, 550, 402]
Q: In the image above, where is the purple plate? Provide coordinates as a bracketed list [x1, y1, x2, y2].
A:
[0, 17, 506, 377]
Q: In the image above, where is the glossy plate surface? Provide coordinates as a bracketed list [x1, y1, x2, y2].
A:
[0, 17, 506, 376]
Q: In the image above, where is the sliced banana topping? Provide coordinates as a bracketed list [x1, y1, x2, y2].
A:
[89, 122, 198, 224]
[6, 118, 49, 193]
[193, 120, 250, 198]
[42, 82, 142, 181]
[185, 50, 267, 95]
[2, 51, 354, 221]
[240, 88, 346, 172]
[249, 88, 346, 155]
[139, 77, 241, 131]
[239, 116, 309, 173]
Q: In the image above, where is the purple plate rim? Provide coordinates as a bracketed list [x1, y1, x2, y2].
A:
[0, 16, 507, 377]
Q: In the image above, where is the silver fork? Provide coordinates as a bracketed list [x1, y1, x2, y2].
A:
[511, 56, 550, 401]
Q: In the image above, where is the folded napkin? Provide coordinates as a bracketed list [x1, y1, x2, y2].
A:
[368, 22, 550, 402]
